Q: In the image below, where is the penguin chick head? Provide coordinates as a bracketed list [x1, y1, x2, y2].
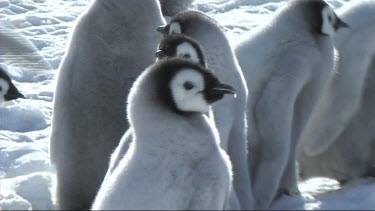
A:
[320, 3, 349, 36]
[129, 58, 235, 115]
[169, 68, 235, 113]
[0, 67, 25, 104]
[156, 34, 206, 67]
[285, 0, 349, 37]
[166, 59, 235, 113]
[156, 11, 221, 37]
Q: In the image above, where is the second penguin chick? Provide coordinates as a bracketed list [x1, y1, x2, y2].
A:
[156, 34, 206, 67]
[92, 58, 236, 210]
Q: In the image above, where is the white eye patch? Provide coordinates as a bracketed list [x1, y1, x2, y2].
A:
[176, 42, 200, 64]
[170, 68, 209, 113]
[321, 6, 336, 36]
[0, 78, 10, 103]
[169, 22, 182, 35]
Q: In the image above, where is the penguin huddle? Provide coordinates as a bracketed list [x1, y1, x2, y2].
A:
[49, 0, 375, 210]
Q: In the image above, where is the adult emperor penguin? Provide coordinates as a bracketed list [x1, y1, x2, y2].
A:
[0, 66, 25, 105]
[298, 0, 375, 183]
[157, 11, 253, 210]
[92, 58, 236, 210]
[235, 0, 348, 209]
[49, 0, 165, 209]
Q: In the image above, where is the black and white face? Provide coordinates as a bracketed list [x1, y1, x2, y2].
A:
[169, 68, 235, 113]
[156, 41, 200, 64]
[0, 78, 10, 104]
[170, 68, 209, 113]
[0, 74, 25, 106]
[321, 5, 349, 36]
[175, 42, 200, 63]
[156, 34, 206, 67]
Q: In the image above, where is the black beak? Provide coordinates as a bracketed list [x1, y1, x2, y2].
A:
[4, 84, 25, 101]
[156, 25, 169, 36]
[335, 17, 349, 30]
[205, 83, 236, 103]
[210, 83, 236, 95]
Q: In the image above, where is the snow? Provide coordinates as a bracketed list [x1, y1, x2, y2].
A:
[0, 0, 373, 210]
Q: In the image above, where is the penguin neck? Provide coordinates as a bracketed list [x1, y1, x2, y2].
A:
[271, 4, 322, 42]
[266, 12, 333, 54]
[128, 87, 209, 143]
[129, 96, 217, 156]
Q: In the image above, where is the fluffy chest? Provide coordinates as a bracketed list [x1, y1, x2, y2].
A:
[110, 144, 227, 209]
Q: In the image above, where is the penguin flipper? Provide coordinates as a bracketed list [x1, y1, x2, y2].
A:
[104, 128, 133, 178]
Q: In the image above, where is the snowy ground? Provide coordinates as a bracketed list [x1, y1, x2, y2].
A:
[0, 0, 374, 210]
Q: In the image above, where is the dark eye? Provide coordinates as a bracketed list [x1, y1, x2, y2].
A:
[183, 81, 194, 90]
[182, 54, 191, 59]
[0, 86, 2, 92]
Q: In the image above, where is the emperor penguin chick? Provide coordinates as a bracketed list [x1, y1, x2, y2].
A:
[235, 0, 348, 209]
[298, 0, 375, 183]
[156, 34, 206, 67]
[92, 58, 236, 210]
[49, 0, 165, 209]
[157, 11, 253, 210]
[0, 66, 25, 106]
